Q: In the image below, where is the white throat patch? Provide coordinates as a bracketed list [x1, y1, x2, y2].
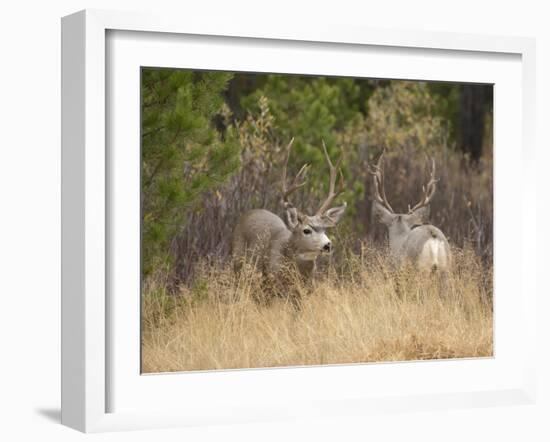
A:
[297, 251, 320, 261]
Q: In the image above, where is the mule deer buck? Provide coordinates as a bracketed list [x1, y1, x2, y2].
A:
[232, 139, 347, 296]
[369, 152, 451, 273]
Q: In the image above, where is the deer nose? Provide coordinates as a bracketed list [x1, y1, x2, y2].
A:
[322, 242, 332, 252]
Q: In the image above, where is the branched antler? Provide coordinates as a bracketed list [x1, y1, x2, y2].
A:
[368, 151, 395, 213]
[408, 157, 438, 213]
[316, 140, 346, 215]
[281, 138, 309, 207]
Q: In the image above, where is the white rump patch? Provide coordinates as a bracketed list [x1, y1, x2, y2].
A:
[418, 238, 448, 271]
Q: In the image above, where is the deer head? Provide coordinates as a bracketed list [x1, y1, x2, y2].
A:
[369, 152, 438, 240]
[281, 139, 347, 258]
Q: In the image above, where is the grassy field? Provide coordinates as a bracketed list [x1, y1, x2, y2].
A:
[141, 246, 493, 373]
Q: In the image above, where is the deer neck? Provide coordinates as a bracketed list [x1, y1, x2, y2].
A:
[296, 258, 316, 278]
[388, 224, 411, 256]
[283, 239, 317, 277]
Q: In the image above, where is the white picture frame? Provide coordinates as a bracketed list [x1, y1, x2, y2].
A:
[61, 9, 537, 433]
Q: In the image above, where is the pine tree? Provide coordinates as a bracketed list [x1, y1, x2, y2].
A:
[141, 69, 241, 275]
[240, 76, 365, 211]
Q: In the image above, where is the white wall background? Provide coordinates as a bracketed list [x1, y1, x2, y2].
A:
[0, 1, 547, 440]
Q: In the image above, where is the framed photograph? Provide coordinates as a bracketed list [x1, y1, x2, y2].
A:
[61, 9, 537, 433]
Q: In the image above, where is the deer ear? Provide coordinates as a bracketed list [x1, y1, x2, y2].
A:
[321, 202, 347, 227]
[412, 205, 430, 222]
[285, 206, 300, 229]
[373, 200, 395, 226]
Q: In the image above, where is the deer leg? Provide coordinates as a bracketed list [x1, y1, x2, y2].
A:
[231, 234, 246, 274]
[436, 270, 451, 298]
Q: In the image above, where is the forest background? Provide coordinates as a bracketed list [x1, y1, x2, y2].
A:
[141, 69, 493, 283]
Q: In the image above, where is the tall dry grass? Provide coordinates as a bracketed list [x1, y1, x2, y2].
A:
[141, 246, 492, 373]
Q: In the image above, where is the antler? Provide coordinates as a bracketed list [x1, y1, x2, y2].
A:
[281, 137, 309, 207]
[407, 157, 438, 213]
[368, 151, 395, 213]
[316, 140, 346, 216]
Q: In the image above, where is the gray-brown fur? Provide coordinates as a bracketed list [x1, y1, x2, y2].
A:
[232, 205, 346, 283]
[370, 153, 452, 273]
[232, 138, 347, 296]
[373, 203, 451, 271]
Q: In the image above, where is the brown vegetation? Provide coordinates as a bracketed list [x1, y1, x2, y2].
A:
[142, 247, 492, 373]
[141, 77, 493, 374]
[172, 91, 493, 283]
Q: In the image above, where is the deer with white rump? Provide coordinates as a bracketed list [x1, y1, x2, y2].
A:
[369, 152, 451, 273]
[232, 139, 347, 294]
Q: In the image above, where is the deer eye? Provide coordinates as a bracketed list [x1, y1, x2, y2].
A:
[303, 228, 312, 235]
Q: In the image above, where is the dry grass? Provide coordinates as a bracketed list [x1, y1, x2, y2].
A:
[141, 247, 493, 373]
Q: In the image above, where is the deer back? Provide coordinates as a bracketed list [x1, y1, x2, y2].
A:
[232, 209, 291, 270]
